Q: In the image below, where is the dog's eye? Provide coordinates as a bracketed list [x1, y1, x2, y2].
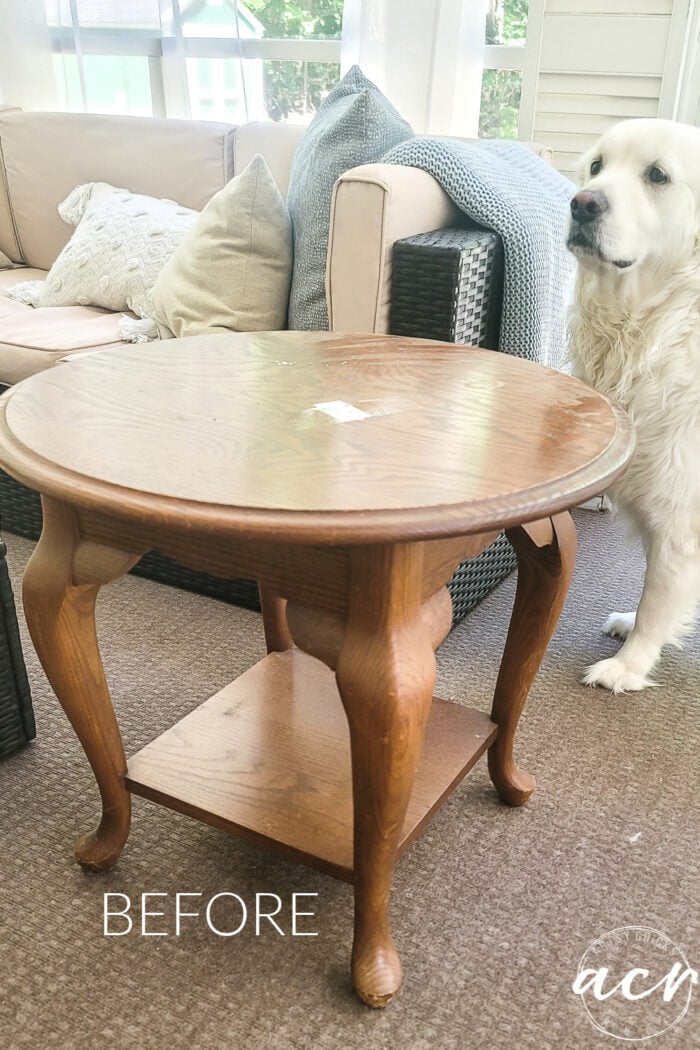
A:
[648, 166, 669, 185]
[590, 159, 602, 176]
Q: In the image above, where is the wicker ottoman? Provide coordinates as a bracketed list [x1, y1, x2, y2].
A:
[391, 225, 516, 624]
[0, 538, 35, 757]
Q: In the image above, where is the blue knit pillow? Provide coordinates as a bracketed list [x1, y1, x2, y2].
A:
[287, 66, 413, 330]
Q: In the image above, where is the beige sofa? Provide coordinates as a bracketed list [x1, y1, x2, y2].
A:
[0, 107, 550, 385]
[0, 108, 302, 383]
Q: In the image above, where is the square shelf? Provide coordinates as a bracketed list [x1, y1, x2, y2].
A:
[126, 650, 497, 882]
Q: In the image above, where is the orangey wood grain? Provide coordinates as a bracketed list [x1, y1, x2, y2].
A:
[0, 332, 635, 543]
[488, 512, 577, 805]
[22, 496, 142, 870]
[284, 585, 452, 673]
[125, 650, 497, 882]
[76, 511, 497, 616]
[258, 585, 292, 653]
[335, 542, 437, 1007]
[78, 510, 353, 613]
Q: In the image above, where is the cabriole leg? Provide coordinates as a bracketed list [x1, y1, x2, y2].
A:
[488, 513, 577, 806]
[23, 497, 142, 871]
[335, 543, 436, 1007]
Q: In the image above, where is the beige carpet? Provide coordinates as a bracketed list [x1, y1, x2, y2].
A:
[0, 510, 698, 1049]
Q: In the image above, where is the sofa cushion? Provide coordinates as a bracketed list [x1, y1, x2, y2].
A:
[0, 267, 124, 384]
[0, 294, 31, 322]
[0, 108, 22, 265]
[0, 110, 236, 271]
[0, 268, 48, 288]
[0, 306, 124, 385]
[151, 155, 293, 339]
[286, 65, 413, 331]
[232, 121, 306, 200]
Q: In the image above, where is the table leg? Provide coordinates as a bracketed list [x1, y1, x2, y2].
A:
[488, 512, 577, 806]
[23, 497, 141, 871]
[258, 584, 292, 653]
[335, 544, 436, 1008]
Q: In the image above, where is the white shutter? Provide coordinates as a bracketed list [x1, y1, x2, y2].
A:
[531, 0, 690, 176]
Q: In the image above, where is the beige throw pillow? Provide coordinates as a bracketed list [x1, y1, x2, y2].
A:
[37, 183, 197, 320]
[151, 155, 293, 338]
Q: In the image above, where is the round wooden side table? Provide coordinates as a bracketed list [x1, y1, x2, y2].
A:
[0, 332, 635, 1007]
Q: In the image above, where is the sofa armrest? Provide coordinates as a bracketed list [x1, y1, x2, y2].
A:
[325, 142, 551, 336]
[326, 163, 463, 335]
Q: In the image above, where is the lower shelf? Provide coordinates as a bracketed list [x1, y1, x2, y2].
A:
[125, 650, 497, 882]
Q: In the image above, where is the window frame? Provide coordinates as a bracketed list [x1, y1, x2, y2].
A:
[483, 0, 546, 141]
[47, 3, 342, 119]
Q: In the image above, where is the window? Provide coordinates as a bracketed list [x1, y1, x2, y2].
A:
[480, 69, 522, 140]
[481, 0, 541, 140]
[43, 1, 547, 140]
[239, 0, 343, 121]
[486, 0, 529, 47]
[54, 54, 154, 116]
[45, 0, 344, 122]
[46, 1, 161, 29]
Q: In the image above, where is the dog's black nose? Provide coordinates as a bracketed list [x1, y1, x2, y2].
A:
[570, 190, 609, 224]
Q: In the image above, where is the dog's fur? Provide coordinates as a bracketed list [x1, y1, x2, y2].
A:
[566, 118, 700, 692]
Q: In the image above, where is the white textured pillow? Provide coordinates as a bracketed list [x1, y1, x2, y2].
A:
[37, 183, 197, 320]
[151, 155, 293, 338]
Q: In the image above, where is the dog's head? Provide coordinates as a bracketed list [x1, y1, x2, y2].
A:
[566, 118, 700, 274]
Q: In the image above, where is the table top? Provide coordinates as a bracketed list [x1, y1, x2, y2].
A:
[0, 332, 635, 543]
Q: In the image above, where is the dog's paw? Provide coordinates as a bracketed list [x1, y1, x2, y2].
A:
[603, 611, 636, 639]
[581, 657, 656, 694]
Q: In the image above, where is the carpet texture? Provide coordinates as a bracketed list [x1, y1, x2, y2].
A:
[0, 510, 698, 1049]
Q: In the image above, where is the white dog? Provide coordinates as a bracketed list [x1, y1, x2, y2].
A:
[566, 117, 700, 693]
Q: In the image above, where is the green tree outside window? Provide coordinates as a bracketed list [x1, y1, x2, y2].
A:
[245, 0, 343, 120]
[246, 0, 529, 133]
[482, 0, 529, 138]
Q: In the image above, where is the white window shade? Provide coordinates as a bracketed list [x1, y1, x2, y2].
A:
[0, 0, 343, 124]
[0, 2, 57, 109]
[341, 0, 488, 136]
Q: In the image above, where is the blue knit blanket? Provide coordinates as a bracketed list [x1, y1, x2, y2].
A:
[383, 137, 576, 369]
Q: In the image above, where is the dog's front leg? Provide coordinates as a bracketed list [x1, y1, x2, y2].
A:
[583, 534, 699, 693]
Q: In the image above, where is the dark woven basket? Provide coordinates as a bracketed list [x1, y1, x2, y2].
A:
[0, 537, 35, 757]
[391, 225, 516, 625]
[446, 532, 515, 623]
[391, 225, 504, 349]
